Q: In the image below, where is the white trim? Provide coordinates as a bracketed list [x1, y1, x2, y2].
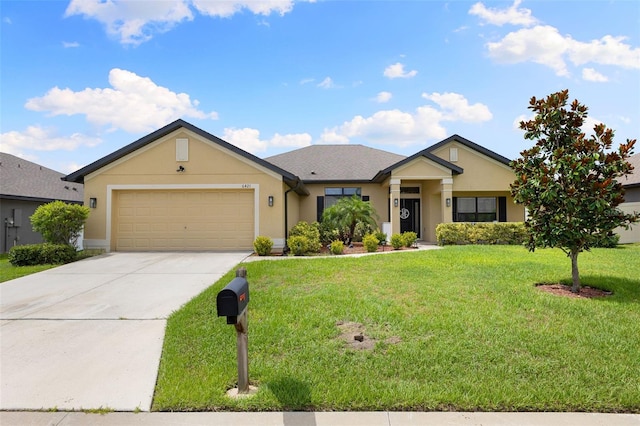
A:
[106, 184, 260, 250]
[390, 178, 402, 185]
[82, 239, 110, 252]
[441, 178, 454, 185]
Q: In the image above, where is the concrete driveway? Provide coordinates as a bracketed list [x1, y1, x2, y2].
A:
[0, 251, 251, 412]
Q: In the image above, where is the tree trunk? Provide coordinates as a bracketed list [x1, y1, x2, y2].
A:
[570, 249, 580, 293]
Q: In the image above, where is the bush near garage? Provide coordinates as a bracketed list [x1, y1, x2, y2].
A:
[8, 243, 77, 266]
[253, 236, 274, 256]
[288, 221, 322, 253]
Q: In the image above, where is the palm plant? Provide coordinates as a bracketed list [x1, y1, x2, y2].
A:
[321, 195, 379, 244]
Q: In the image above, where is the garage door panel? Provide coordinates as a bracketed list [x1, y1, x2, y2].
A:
[114, 189, 254, 251]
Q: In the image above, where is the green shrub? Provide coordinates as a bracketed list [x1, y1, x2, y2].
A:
[253, 236, 274, 256]
[436, 222, 527, 246]
[362, 234, 379, 252]
[289, 221, 321, 253]
[374, 230, 387, 245]
[593, 232, 620, 248]
[318, 221, 342, 245]
[30, 201, 90, 246]
[330, 240, 344, 255]
[353, 221, 376, 242]
[402, 231, 418, 247]
[8, 243, 77, 266]
[390, 233, 404, 250]
[287, 236, 308, 256]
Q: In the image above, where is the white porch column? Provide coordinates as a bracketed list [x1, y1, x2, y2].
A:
[390, 178, 401, 236]
[441, 178, 453, 223]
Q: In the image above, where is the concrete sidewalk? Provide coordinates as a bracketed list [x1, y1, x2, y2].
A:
[1, 411, 638, 425]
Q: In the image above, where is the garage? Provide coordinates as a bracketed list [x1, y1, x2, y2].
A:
[113, 189, 255, 251]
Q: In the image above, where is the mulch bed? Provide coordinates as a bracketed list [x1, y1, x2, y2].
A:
[536, 283, 613, 299]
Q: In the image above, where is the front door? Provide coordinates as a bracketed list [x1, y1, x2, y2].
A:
[400, 198, 420, 237]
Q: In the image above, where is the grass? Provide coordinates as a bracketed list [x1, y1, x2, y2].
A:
[153, 245, 638, 412]
[0, 253, 59, 283]
[0, 250, 103, 283]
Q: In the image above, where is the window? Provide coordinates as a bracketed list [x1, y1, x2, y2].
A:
[400, 186, 420, 194]
[453, 197, 496, 222]
[324, 187, 361, 208]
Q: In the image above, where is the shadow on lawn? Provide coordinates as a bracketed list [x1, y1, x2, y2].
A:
[268, 377, 316, 425]
[558, 275, 640, 304]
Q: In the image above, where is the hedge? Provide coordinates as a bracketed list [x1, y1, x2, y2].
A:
[436, 222, 527, 246]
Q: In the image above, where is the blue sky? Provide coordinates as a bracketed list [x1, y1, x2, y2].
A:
[1, 0, 639, 174]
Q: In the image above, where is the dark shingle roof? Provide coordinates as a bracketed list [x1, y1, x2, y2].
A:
[0, 152, 84, 203]
[266, 145, 406, 182]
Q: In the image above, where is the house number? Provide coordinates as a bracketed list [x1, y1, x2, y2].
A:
[400, 208, 410, 219]
[241, 184, 252, 188]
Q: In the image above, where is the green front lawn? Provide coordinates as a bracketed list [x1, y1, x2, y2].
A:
[0, 254, 59, 283]
[153, 245, 640, 412]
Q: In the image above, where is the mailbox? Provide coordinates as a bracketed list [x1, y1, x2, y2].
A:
[217, 277, 249, 324]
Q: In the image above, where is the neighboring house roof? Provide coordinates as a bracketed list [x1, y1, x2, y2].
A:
[62, 119, 309, 195]
[266, 144, 406, 182]
[621, 153, 640, 189]
[0, 152, 83, 203]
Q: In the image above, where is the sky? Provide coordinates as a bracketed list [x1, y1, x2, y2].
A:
[1, 0, 639, 175]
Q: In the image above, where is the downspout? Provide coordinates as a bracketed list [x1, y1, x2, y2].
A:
[283, 179, 303, 253]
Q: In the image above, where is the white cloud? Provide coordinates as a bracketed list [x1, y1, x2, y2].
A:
[486, 25, 571, 76]
[469, 0, 538, 27]
[62, 41, 80, 48]
[3, 17, 11, 24]
[569, 35, 640, 69]
[512, 114, 531, 130]
[582, 68, 608, 82]
[317, 77, 337, 89]
[319, 93, 491, 146]
[383, 62, 418, 79]
[375, 91, 392, 103]
[25, 68, 218, 133]
[422, 92, 493, 122]
[486, 26, 640, 77]
[0, 125, 102, 155]
[300, 78, 315, 85]
[192, 0, 293, 18]
[222, 127, 311, 154]
[65, 0, 296, 46]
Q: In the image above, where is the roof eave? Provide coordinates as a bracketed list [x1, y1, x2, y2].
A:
[63, 119, 302, 185]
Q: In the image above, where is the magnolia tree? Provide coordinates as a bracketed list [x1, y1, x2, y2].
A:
[510, 90, 638, 293]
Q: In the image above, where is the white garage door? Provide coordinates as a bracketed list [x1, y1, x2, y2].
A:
[114, 189, 254, 251]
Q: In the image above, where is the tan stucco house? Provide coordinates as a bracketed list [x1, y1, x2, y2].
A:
[63, 119, 525, 252]
[617, 153, 640, 243]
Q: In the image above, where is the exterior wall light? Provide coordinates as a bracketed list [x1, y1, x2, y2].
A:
[268, 195, 274, 207]
[89, 198, 97, 208]
[446, 198, 451, 207]
[394, 198, 399, 207]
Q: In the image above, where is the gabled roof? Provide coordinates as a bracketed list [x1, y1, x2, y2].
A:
[372, 150, 463, 183]
[0, 152, 84, 203]
[425, 134, 512, 165]
[63, 119, 308, 195]
[266, 145, 405, 182]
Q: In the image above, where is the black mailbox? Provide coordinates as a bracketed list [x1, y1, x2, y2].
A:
[217, 277, 249, 324]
